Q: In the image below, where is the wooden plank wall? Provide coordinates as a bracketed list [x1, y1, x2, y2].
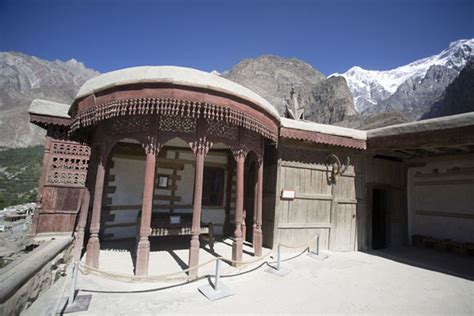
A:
[273, 142, 362, 252]
[272, 142, 408, 252]
[359, 155, 407, 250]
[262, 143, 278, 248]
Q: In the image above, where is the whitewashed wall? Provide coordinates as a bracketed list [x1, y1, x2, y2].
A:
[407, 154, 474, 243]
[102, 144, 231, 240]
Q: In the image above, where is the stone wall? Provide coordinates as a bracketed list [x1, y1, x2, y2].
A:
[0, 237, 73, 315]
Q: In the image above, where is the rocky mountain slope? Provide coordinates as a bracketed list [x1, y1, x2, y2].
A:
[0, 52, 98, 148]
[334, 39, 474, 119]
[222, 55, 357, 124]
[422, 58, 474, 119]
[1, 43, 473, 149]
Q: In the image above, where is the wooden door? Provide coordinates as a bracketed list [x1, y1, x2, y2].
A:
[330, 201, 356, 251]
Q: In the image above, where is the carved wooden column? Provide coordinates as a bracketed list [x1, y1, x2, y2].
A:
[135, 141, 159, 276]
[232, 150, 246, 263]
[223, 152, 234, 237]
[86, 143, 108, 268]
[253, 157, 264, 256]
[29, 132, 52, 236]
[74, 147, 96, 262]
[74, 189, 90, 261]
[188, 138, 210, 278]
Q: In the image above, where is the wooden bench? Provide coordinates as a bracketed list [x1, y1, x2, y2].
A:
[137, 212, 215, 251]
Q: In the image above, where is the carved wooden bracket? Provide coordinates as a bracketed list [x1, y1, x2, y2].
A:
[190, 136, 213, 156]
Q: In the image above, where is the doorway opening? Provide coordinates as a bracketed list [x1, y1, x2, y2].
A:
[372, 188, 389, 249]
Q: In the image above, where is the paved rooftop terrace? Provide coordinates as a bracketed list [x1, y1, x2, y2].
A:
[25, 245, 474, 315]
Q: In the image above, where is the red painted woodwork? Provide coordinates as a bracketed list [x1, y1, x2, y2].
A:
[136, 150, 157, 276]
[254, 157, 264, 256]
[188, 142, 208, 278]
[280, 127, 366, 150]
[232, 152, 245, 263]
[70, 84, 279, 142]
[30, 128, 91, 235]
[86, 146, 108, 268]
[73, 189, 90, 262]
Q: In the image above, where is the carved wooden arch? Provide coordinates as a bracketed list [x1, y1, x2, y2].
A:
[70, 83, 280, 143]
[88, 114, 264, 160]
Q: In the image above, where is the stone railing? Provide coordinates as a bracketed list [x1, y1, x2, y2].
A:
[0, 237, 73, 315]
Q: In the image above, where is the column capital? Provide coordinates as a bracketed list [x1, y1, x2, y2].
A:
[142, 136, 162, 155]
[190, 136, 212, 156]
[231, 146, 248, 161]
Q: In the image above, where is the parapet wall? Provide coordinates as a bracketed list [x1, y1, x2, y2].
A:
[0, 237, 73, 315]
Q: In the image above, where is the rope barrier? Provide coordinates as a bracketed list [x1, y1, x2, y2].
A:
[78, 235, 319, 284]
[278, 234, 319, 249]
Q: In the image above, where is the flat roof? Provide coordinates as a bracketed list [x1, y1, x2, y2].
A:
[281, 117, 367, 140]
[28, 99, 70, 118]
[75, 66, 280, 121]
[367, 112, 474, 138]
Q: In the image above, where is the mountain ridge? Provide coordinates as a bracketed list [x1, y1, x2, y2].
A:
[221, 55, 357, 124]
[333, 39, 473, 118]
[1, 41, 473, 148]
[0, 52, 99, 147]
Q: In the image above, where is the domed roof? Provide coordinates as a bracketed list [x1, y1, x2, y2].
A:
[75, 66, 280, 121]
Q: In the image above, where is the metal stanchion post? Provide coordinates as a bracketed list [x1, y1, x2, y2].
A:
[308, 235, 328, 260]
[277, 245, 281, 271]
[265, 243, 290, 276]
[316, 235, 320, 256]
[56, 261, 92, 313]
[68, 262, 79, 303]
[198, 258, 234, 301]
[214, 259, 220, 291]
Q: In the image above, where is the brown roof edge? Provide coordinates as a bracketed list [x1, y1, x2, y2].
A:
[30, 113, 71, 129]
[280, 127, 367, 150]
[368, 124, 474, 150]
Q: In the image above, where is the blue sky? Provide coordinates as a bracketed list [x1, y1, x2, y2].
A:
[1, 0, 473, 75]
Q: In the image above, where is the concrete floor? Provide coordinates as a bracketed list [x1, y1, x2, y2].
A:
[25, 245, 474, 315]
[95, 236, 268, 277]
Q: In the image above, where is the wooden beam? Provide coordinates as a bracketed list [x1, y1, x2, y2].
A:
[154, 194, 181, 201]
[293, 193, 332, 200]
[104, 222, 137, 228]
[416, 209, 474, 219]
[278, 223, 331, 229]
[415, 179, 474, 186]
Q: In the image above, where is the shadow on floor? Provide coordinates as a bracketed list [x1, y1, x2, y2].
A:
[99, 236, 229, 274]
[363, 246, 474, 281]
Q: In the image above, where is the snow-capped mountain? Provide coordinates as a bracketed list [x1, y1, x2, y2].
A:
[333, 39, 474, 118]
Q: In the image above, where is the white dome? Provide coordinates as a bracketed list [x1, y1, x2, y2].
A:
[75, 66, 280, 121]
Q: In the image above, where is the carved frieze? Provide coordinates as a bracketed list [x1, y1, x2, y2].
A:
[45, 141, 91, 187]
[160, 115, 197, 133]
[71, 97, 278, 142]
[207, 119, 238, 141]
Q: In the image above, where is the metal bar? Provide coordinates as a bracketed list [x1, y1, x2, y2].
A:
[277, 245, 281, 271]
[214, 259, 221, 291]
[316, 235, 320, 256]
[68, 262, 79, 304]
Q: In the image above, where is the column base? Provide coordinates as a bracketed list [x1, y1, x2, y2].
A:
[85, 236, 100, 268]
[253, 229, 263, 256]
[188, 236, 200, 278]
[135, 239, 150, 276]
[232, 237, 243, 265]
